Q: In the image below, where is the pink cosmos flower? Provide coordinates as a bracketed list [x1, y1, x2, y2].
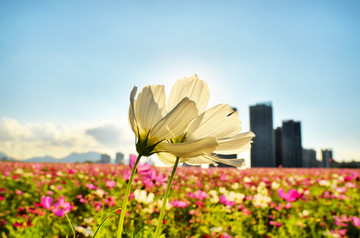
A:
[352, 216, 360, 227]
[219, 233, 232, 238]
[187, 190, 209, 200]
[330, 228, 347, 237]
[52, 196, 72, 217]
[322, 190, 331, 198]
[219, 195, 236, 207]
[277, 188, 301, 202]
[104, 196, 116, 207]
[106, 180, 116, 190]
[94, 201, 102, 211]
[123, 170, 131, 181]
[333, 215, 351, 227]
[269, 220, 282, 227]
[15, 190, 23, 195]
[335, 187, 347, 194]
[76, 194, 88, 203]
[170, 200, 190, 208]
[219, 174, 227, 181]
[40, 195, 72, 217]
[86, 183, 97, 190]
[130, 154, 151, 175]
[41, 196, 53, 210]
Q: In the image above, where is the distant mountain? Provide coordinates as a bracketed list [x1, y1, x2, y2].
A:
[23, 155, 59, 163]
[60, 152, 101, 163]
[0, 151, 102, 163]
[0, 152, 15, 161]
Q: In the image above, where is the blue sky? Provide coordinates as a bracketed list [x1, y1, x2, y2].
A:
[1, 1, 359, 164]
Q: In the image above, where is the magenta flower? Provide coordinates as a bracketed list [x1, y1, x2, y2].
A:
[52, 196, 72, 217]
[187, 190, 209, 200]
[130, 154, 151, 175]
[104, 196, 116, 207]
[40, 195, 72, 217]
[76, 194, 88, 203]
[106, 180, 116, 190]
[330, 228, 347, 237]
[219, 195, 236, 207]
[41, 196, 53, 210]
[277, 188, 301, 202]
[86, 183, 97, 190]
[352, 216, 360, 227]
[269, 220, 282, 227]
[219, 174, 227, 181]
[219, 233, 232, 238]
[170, 200, 190, 208]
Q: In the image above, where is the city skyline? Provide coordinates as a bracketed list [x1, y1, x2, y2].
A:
[1, 1, 360, 164]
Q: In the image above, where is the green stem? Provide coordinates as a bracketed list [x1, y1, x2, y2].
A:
[64, 213, 76, 238]
[154, 156, 180, 238]
[93, 207, 121, 238]
[116, 154, 142, 238]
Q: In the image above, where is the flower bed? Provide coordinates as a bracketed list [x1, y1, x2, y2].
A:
[0, 161, 359, 237]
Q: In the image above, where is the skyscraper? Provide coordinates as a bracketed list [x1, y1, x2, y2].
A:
[303, 148, 317, 168]
[249, 102, 275, 167]
[116, 152, 124, 164]
[274, 127, 283, 167]
[322, 149, 333, 168]
[100, 154, 111, 164]
[281, 120, 302, 167]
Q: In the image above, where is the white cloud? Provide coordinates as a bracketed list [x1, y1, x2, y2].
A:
[0, 118, 135, 160]
[86, 124, 123, 148]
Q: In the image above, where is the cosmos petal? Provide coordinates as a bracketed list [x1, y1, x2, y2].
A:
[128, 86, 138, 135]
[151, 97, 198, 140]
[183, 155, 219, 166]
[156, 152, 178, 166]
[185, 154, 245, 167]
[167, 74, 210, 113]
[213, 131, 255, 154]
[149, 85, 166, 117]
[157, 137, 218, 158]
[135, 85, 165, 133]
[190, 104, 242, 139]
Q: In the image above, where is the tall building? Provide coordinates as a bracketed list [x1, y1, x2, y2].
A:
[303, 148, 317, 168]
[100, 154, 111, 164]
[249, 102, 275, 167]
[274, 127, 283, 167]
[322, 149, 333, 168]
[281, 120, 302, 167]
[115, 152, 124, 164]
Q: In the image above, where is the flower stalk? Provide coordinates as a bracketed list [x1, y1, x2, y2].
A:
[154, 156, 180, 238]
[116, 154, 142, 238]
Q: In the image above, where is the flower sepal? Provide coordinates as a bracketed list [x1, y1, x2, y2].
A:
[136, 132, 163, 156]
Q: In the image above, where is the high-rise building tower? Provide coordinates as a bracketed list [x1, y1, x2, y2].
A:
[116, 152, 124, 164]
[249, 102, 275, 167]
[321, 149, 333, 168]
[303, 148, 316, 168]
[100, 154, 111, 164]
[274, 127, 283, 167]
[281, 120, 302, 167]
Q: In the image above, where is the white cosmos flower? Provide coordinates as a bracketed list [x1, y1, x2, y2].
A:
[133, 189, 155, 204]
[155, 74, 255, 167]
[128, 83, 218, 157]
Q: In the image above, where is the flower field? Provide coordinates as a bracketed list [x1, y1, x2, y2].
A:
[1, 161, 360, 238]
